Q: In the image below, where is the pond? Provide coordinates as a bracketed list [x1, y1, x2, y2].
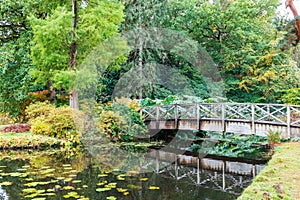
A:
[0, 146, 267, 200]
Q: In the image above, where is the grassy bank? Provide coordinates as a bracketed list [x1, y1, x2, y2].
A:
[0, 132, 61, 149]
[238, 142, 300, 200]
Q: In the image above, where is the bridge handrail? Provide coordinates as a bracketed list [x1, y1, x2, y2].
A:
[141, 102, 300, 138]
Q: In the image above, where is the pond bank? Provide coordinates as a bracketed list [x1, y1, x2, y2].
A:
[238, 142, 300, 200]
[0, 132, 61, 149]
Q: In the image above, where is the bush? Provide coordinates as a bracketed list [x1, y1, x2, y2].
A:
[26, 102, 81, 146]
[25, 101, 55, 123]
[281, 88, 300, 105]
[0, 124, 31, 133]
[98, 98, 147, 142]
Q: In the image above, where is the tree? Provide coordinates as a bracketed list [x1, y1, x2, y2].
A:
[30, 0, 124, 109]
[0, 0, 67, 118]
[165, 0, 300, 103]
[286, 0, 300, 40]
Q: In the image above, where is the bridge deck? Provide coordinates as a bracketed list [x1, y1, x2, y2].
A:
[142, 103, 300, 139]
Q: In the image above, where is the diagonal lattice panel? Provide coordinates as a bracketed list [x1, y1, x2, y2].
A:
[199, 103, 222, 119]
[225, 103, 252, 120]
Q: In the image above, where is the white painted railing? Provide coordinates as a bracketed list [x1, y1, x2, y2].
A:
[141, 103, 300, 137]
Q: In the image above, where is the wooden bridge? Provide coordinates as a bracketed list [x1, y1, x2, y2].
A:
[141, 103, 300, 139]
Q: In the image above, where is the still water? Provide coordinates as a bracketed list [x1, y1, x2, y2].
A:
[0, 148, 265, 200]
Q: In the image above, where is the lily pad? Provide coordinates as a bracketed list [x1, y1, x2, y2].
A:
[149, 186, 160, 190]
[96, 188, 111, 192]
[0, 181, 12, 186]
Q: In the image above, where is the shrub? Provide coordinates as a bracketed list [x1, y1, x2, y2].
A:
[0, 112, 15, 125]
[281, 88, 300, 105]
[0, 124, 31, 133]
[25, 101, 55, 123]
[99, 110, 126, 141]
[98, 98, 147, 142]
[26, 102, 82, 146]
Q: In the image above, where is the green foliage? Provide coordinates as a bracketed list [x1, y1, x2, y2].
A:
[281, 88, 300, 105]
[266, 130, 281, 144]
[0, 33, 32, 119]
[25, 101, 55, 123]
[165, 0, 300, 103]
[26, 102, 82, 147]
[29, 0, 124, 93]
[98, 98, 147, 142]
[189, 132, 269, 159]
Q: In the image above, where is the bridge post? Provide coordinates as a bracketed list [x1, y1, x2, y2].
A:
[251, 104, 255, 134]
[196, 103, 200, 130]
[175, 104, 178, 129]
[287, 105, 291, 139]
[221, 103, 226, 133]
[156, 106, 159, 130]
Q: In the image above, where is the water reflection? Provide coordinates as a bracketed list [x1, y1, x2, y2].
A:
[0, 149, 265, 200]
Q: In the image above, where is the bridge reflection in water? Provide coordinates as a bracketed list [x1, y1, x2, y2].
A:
[141, 149, 267, 196]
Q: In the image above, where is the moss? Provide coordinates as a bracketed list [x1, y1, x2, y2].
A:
[238, 142, 300, 200]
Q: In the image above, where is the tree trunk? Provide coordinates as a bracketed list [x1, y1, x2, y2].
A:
[138, 3, 143, 100]
[69, 91, 79, 109]
[69, 0, 79, 109]
[286, 0, 300, 40]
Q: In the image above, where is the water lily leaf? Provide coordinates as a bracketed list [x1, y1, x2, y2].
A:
[45, 193, 56, 196]
[25, 193, 38, 198]
[69, 174, 77, 177]
[96, 188, 111, 192]
[24, 181, 50, 187]
[22, 188, 37, 193]
[64, 191, 79, 199]
[47, 189, 54, 192]
[37, 189, 46, 193]
[98, 174, 108, 177]
[82, 185, 88, 188]
[0, 166, 6, 168]
[31, 198, 46, 200]
[0, 181, 12, 186]
[140, 178, 148, 181]
[64, 167, 73, 170]
[117, 175, 125, 181]
[25, 178, 34, 181]
[123, 192, 129, 196]
[64, 177, 73, 182]
[127, 184, 142, 189]
[72, 180, 82, 183]
[17, 168, 26, 171]
[105, 183, 117, 189]
[63, 164, 72, 167]
[40, 168, 55, 174]
[97, 180, 107, 186]
[9, 172, 22, 177]
[117, 188, 128, 193]
[149, 186, 160, 190]
[56, 177, 65, 180]
[106, 196, 117, 200]
[63, 186, 75, 190]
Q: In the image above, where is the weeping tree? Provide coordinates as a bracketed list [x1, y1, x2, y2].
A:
[98, 0, 211, 102]
[30, 0, 124, 109]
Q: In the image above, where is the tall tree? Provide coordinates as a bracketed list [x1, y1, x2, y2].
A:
[30, 0, 124, 109]
[165, 0, 300, 103]
[0, 0, 67, 117]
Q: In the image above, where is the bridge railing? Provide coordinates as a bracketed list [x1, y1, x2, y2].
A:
[141, 103, 300, 136]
